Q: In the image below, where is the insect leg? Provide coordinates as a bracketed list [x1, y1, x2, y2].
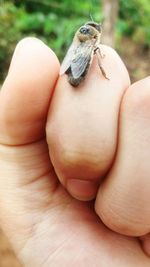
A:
[94, 47, 109, 80]
[94, 46, 105, 58]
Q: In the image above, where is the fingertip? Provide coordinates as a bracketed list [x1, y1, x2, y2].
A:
[0, 37, 60, 145]
[98, 45, 131, 88]
[58, 44, 130, 91]
[7, 37, 60, 82]
[129, 76, 150, 90]
[122, 76, 150, 114]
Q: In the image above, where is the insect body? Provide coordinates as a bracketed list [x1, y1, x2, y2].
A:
[60, 21, 108, 87]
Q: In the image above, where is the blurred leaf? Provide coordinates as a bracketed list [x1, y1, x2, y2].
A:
[0, 0, 149, 82]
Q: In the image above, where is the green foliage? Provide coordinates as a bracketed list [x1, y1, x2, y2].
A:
[0, 2, 22, 80]
[118, 0, 150, 47]
[12, 0, 102, 58]
[0, 0, 149, 82]
[0, 0, 101, 81]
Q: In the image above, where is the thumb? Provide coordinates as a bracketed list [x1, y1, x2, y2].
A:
[0, 38, 59, 247]
[0, 37, 59, 145]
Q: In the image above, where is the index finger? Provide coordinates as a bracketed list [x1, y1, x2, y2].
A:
[46, 45, 130, 201]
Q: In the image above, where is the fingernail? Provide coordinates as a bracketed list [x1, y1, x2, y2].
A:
[67, 179, 98, 201]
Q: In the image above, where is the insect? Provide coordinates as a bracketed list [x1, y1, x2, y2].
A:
[60, 21, 109, 87]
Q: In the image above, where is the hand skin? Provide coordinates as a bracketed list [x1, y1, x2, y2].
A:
[0, 38, 150, 267]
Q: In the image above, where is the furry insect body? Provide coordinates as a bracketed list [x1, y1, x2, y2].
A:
[60, 21, 108, 87]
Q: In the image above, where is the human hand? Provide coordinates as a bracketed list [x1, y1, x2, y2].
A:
[0, 38, 150, 267]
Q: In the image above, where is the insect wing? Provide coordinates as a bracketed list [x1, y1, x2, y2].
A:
[59, 42, 77, 75]
[71, 40, 95, 79]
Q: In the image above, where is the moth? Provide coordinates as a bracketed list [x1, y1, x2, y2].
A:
[60, 21, 109, 87]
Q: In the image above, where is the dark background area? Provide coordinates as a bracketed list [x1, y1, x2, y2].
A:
[0, 0, 150, 266]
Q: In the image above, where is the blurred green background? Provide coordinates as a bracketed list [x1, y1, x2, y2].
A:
[0, 0, 150, 83]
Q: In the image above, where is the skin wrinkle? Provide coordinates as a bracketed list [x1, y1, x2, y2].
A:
[99, 203, 150, 236]
[0, 143, 50, 174]
[17, 203, 96, 267]
[96, 167, 150, 236]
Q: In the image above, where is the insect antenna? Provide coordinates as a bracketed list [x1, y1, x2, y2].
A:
[89, 13, 94, 21]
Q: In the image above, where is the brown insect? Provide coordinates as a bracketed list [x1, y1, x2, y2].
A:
[60, 21, 109, 87]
